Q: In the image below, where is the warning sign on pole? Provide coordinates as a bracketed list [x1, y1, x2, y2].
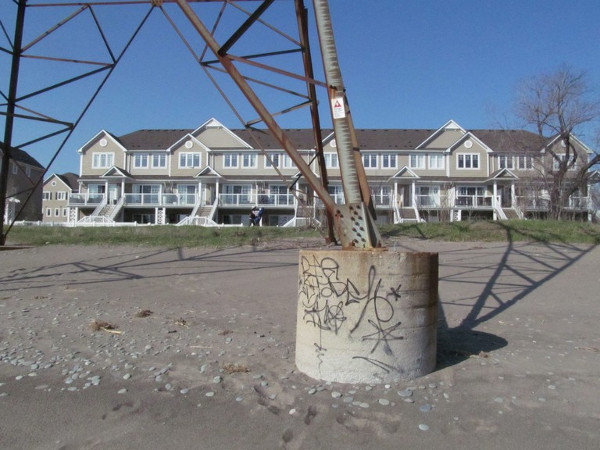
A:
[331, 97, 346, 119]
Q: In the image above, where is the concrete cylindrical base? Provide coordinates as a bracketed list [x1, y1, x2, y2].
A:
[296, 249, 438, 384]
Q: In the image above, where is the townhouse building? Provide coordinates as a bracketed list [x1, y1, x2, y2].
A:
[42, 172, 79, 223]
[66, 118, 597, 226]
[1, 147, 44, 223]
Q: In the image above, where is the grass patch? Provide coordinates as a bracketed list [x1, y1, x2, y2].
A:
[6, 225, 322, 247]
[6, 220, 600, 247]
[379, 220, 600, 244]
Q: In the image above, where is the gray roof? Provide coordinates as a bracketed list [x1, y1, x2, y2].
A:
[56, 172, 79, 190]
[115, 128, 547, 153]
[1, 147, 44, 169]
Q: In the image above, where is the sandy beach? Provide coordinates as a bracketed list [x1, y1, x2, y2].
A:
[1, 239, 599, 449]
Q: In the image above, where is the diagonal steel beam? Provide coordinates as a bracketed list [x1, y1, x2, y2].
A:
[174, 0, 337, 216]
[217, 0, 275, 56]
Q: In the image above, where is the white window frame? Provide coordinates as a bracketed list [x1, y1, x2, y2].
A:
[324, 153, 339, 169]
[133, 153, 149, 169]
[25, 166, 31, 177]
[362, 153, 378, 169]
[428, 154, 445, 170]
[45, 208, 51, 217]
[11, 162, 18, 174]
[517, 155, 533, 170]
[241, 153, 257, 169]
[54, 208, 60, 217]
[152, 153, 167, 169]
[62, 208, 69, 217]
[43, 191, 52, 200]
[179, 152, 201, 169]
[282, 154, 296, 169]
[498, 155, 514, 170]
[223, 153, 239, 168]
[56, 191, 67, 201]
[92, 152, 114, 169]
[553, 154, 577, 171]
[265, 152, 281, 168]
[457, 153, 479, 169]
[381, 154, 397, 169]
[409, 153, 426, 169]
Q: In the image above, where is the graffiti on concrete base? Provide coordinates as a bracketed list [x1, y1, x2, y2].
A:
[299, 255, 404, 370]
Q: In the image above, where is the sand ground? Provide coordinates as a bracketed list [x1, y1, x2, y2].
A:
[0, 239, 599, 449]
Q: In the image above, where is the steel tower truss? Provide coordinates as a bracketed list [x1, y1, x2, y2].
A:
[1, 0, 382, 249]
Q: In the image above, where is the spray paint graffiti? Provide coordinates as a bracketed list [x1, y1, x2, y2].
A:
[299, 255, 404, 371]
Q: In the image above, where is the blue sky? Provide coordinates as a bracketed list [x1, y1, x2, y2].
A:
[1, 0, 599, 175]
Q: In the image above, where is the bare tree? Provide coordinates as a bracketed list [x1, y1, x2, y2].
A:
[515, 65, 600, 219]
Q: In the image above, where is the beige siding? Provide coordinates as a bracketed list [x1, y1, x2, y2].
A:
[80, 135, 126, 175]
[422, 129, 464, 149]
[42, 175, 71, 222]
[196, 128, 249, 149]
[448, 140, 489, 178]
[171, 142, 206, 176]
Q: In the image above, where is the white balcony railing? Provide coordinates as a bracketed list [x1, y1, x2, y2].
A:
[455, 195, 493, 208]
[219, 193, 255, 206]
[256, 193, 295, 207]
[122, 193, 199, 206]
[68, 193, 105, 206]
[416, 194, 442, 208]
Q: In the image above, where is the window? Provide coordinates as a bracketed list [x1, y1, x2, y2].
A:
[152, 154, 167, 169]
[179, 152, 201, 168]
[553, 154, 577, 171]
[242, 153, 257, 168]
[43, 191, 52, 200]
[62, 208, 69, 217]
[282, 154, 296, 169]
[133, 153, 149, 169]
[381, 154, 397, 169]
[409, 154, 426, 169]
[224, 153, 239, 168]
[54, 208, 60, 217]
[45, 208, 51, 217]
[428, 154, 445, 170]
[324, 153, 338, 169]
[11, 162, 18, 174]
[92, 152, 114, 169]
[457, 153, 479, 169]
[25, 166, 31, 177]
[362, 153, 378, 169]
[517, 155, 533, 170]
[327, 185, 344, 204]
[498, 155, 513, 169]
[265, 152, 281, 168]
[56, 191, 66, 201]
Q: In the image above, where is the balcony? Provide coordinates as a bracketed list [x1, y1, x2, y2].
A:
[123, 193, 199, 206]
[455, 194, 493, 208]
[68, 193, 104, 206]
[219, 192, 296, 207]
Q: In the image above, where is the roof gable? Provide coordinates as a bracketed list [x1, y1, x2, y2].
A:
[488, 168, 518, 180]
[78, 130, 125, 154]
[390, 166, 420, 179]
[417, 120, 467, 149]
[101, 166, 132, 178]
[195, 166, 222, 178]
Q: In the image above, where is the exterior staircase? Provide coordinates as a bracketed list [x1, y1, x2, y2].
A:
[395, 207, 421, 223]
[502, 208, 520, 220]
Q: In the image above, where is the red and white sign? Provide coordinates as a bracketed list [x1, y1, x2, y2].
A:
[331, 97, 346, 119]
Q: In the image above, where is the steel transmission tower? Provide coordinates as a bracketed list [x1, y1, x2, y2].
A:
[1, 0, 381, 249]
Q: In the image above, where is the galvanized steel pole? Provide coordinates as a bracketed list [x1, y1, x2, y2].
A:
[312, 0, 382, 248]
